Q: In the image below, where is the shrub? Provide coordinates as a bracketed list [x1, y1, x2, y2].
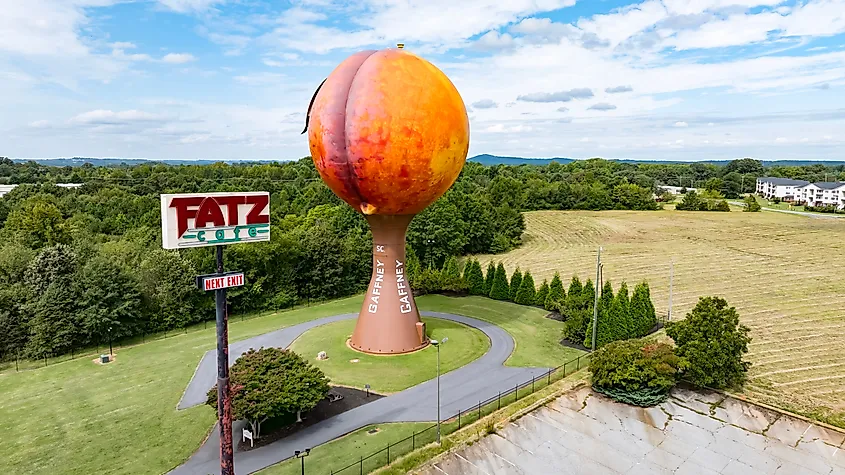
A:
[440, 256, 466, 292]
[514, 271, 536, 305]
[743, 195, 761, 212]
[535, 279, 549, 307]
[508, 267, 523, 302]
[545, 272, 564, 311]
[489, 263, 510, 300]
[666, 296, 751, 389]
[589, 339, 683, 407]
[415, 267, 444, 294]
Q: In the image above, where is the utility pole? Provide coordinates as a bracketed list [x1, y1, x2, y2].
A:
[591, 247, 601, 351]
[215, 245, 234, 475]
[668, 259, 674, 321]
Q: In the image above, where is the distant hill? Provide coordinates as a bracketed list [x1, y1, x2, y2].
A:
[469, 155, 845, 167]
[11, 155, 845, 168]
[11, 157, 280, 167]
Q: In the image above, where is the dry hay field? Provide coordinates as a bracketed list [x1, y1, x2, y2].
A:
[475, 209, 845, 424]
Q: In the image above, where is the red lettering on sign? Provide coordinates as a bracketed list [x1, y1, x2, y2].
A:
[169, 196, 203, 238]
[215, 195, 246, 226]
[245, 195, 270, 225]
[195, 198, 226, 230]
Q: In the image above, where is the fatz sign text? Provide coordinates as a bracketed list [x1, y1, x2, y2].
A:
[161, 192, 270, 249]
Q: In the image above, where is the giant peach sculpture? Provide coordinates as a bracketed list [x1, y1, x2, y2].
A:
[305, 47, 469, 354]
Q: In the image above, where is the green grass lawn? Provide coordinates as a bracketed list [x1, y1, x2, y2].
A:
[289, 317, 490, 393]
[256, 422, 435, 475]
[416, 294, 583, 368]
[0, 294, 579, 475]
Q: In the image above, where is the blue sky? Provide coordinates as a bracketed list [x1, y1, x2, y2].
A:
[2, 0, 844, 161]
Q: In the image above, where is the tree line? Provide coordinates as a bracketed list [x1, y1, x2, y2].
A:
[0, 155, 813, 361]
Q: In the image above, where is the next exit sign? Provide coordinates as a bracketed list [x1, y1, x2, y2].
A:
[198, 272, 245, 292]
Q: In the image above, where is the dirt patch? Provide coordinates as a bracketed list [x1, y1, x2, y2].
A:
[238, 386, 383, 451]
[545, 311, 565, 322]
[559, 338, 589, 352]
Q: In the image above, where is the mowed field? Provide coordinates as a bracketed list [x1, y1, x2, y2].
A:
[476, 210, 845, 423]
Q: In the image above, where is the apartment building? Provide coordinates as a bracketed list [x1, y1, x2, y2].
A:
[756, 177, 845, 209]
[756, 177, 809, 201]
[795, 182, 845, 209]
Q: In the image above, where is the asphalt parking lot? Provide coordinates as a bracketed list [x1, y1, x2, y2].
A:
[422, 386, 845, 475]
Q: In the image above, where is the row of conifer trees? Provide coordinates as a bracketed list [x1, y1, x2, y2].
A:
[411, 256, 658, 349]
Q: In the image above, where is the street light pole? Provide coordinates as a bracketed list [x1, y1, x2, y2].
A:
[295, 449, 310, 475]
[591, 247, 601, 352]
[431, 337, 448, 444]
[108, 326, 113, 356]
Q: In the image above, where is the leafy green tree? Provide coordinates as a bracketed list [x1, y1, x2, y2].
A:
[206, 347, 330, 438]
[589, 339, 683, 406]
[26, 277, 81, 358]
[489, 263, 510, 300]
[0, 284, 30, 359]
[24, 244, 77, 294]
[415, 266, 444, 295]
[665, 296, 752, 389]
[743, 195, 761, 212]
[535, 279, 549, 307]
[613, 282, 633, 339]
[508, 267, 523, 301]
[140, 249, 198, 332]
[79, 256, 143, 345]
[545, 272, 565, 311]
[631, 282, 657, 337]
[407, 199, 468, 268]
[483, 261, 496, 296]
[612, 184, 659, 210]
[465, 259, 485, 295]
[3, 195, 67, 249]
[675, 190, 702, 211]
[514, 271, 536, 305]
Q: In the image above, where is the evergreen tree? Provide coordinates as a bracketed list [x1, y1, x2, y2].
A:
[631, 282, 657, 337]
[508, 267, 523, 301]
[587, 280, 616, 349]
[613, 282, 633, 340]
[483, 262, 496, 296]
[489, 263, 510, 300]
[466, 260, 485, 295]
[440, 256, 463, 291]
[561, 276, 588, 343]
[514, 271, 536, 305]
[535, 279, 549, 307]
[545, 272, 565, 311]
[580, 279, 597, 344]
[462, 259, 473, 282]
[406, 246, 422, 288]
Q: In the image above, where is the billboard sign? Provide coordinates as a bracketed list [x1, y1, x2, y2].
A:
[161, 192, 270, 249]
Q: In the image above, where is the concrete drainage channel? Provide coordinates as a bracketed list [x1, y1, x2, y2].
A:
[420, 386, 845, 475]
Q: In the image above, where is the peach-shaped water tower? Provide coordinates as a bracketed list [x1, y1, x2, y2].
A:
[305, 47, 469, 354]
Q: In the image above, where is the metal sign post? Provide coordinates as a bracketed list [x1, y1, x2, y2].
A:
[161, 192, 269, 475]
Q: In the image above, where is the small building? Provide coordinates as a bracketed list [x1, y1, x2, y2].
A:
[756, 177, 809, 201]
[0, 183, 83, 198]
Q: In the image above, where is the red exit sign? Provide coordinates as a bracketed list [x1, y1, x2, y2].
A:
[203, 273, 245, 292]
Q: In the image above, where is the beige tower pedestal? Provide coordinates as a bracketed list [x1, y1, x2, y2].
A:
[350, 214, 428, 354]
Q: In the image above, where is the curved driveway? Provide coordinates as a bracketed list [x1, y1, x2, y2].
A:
[170, 311, 550, 475]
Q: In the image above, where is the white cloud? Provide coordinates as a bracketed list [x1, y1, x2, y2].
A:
[162, 53, 197, 64]
[156, 0, 224, 13]
[70, 109, 166, 125]
[234, 72, 286, 86]
[775, 136, 788, 142]
[674, 121, 688, 127]
[29, 120, 50, 128]
[472, 99, 498, 109]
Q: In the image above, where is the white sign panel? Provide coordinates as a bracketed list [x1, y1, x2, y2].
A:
[203, 273, 245, 291]
[160, 192, 270, 249]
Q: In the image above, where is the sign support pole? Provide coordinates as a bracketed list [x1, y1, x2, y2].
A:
[215, 244, 234, 475]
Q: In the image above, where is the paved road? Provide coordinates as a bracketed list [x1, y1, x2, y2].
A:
[170, 311, 550, 475]
[729, 201, 845, 219]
